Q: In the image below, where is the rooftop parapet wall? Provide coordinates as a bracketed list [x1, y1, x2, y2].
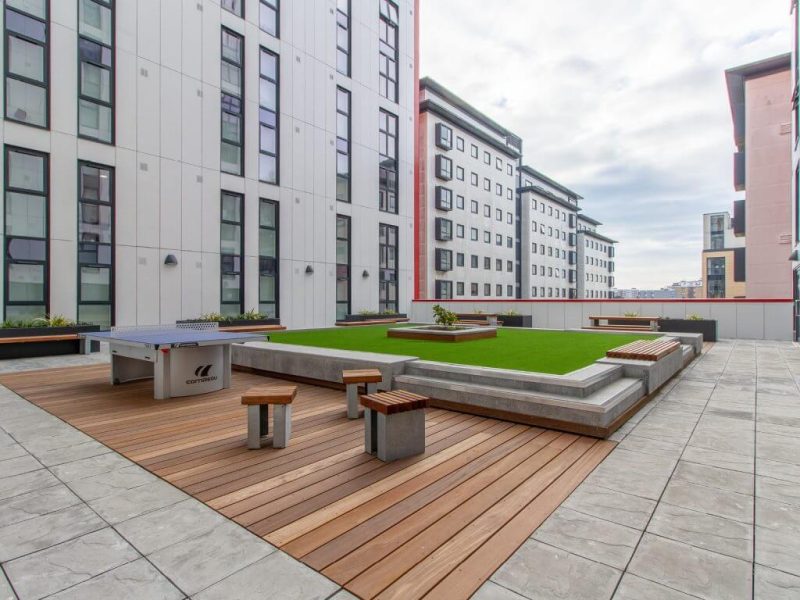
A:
[410, 299, 793, 341]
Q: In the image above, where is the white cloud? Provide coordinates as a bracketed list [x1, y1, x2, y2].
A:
[420, 0, 790, 288]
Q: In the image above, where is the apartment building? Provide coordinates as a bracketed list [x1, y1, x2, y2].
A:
[700, 212, 745, 299]
[725, 54, 792, 299]
[792, 1, 800, 339]
[576, 215, 615, 299]
[0, 0, 416, 328]
[519, 166, 580, 299]
[417, 77, 522, 300]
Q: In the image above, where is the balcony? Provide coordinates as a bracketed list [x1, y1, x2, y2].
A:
[733, 151, 745, 191]
[733, 199, 745, 236]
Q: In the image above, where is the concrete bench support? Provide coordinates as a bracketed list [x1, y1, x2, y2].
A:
[361, 391, 428, 462]
[242, 385, 297, 449]
[342, 369, 383, 419]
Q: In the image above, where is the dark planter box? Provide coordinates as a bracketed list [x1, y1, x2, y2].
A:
[497, 315, 532, 328]
[341, 314, 407, 322]
[0, 325, 101, 359]
[178, 318, 280, 327]
[608, 318, 646, 327]
[659, 319, 717, 342]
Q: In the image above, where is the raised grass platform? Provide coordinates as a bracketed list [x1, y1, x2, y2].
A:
[386, 325, 497, 342]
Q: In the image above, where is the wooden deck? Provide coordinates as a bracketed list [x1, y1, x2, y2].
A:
[0, 364, 615, 600]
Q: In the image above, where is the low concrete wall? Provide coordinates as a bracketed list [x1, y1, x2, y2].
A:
[410, 300, 793, 341]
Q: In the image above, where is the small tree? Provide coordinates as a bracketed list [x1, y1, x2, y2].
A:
[432, 304, 458, 328]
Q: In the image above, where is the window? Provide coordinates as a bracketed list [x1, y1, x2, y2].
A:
[456, 281, 464, 296]
[221, 28, 244, 175]
[483, 231, 490, 243]
[435, 249, 452, 272]
[484, 283, 491, 296]
[456, 137, 464, 152]
[435, 155, 452, 180]
[707, 257, 726, 298]
[507, 212, 512, 224]
[4, 147, 47, 320]
[483, 178, 490, 191]
[470, 172, 478, 186]
[483, 204, 490, 218]
[435, 186, 452, 211]
[456, 252, 464, 267]
[483, 151, 490, 165]
[379, 223, 398, 312]
[495, 208, 501, 221]
[470, 255, 478, 268]
[495, 183, 502, 196]
[259, 47, 279, 183]
[335, 0, 348, 74]
[435, 123, 452, 150]
[495, 259, 502, 271]
[335, 214, 350, 320]
[484, 257, 490, 270]
[506, 188, 513, 200]
[495, 234, 502, 246]
[496, 284, 502, 297]
[378, 0, 398, 102]
[336, 86, 350, 201]
[456, 224, 464, 238]
[220, 191, 243, 316]
[435, 280, 452, 299]
[435, 217, 452, 241]
[456, 195, 464, 209]
[456, 166, 464, 181]
[470, 227, 478, 241]
[77, 162, 113, 326]
[260, 199, 279, 317]
[709, 214, 725, 250]
[495, 157, 502, 171]
[222, 0, 242, 16]
[5, 0, 48, 127]
[470, 200, 478, 214]
[78, 0, 114, 142]
[507, 260, 513, 272]
[470, 282, 478, 296]
[507, 164, 512, 176]
[470, 144, 478, 158]
[379, 109, 398, 212]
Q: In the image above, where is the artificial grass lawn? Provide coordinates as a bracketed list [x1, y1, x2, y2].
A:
[267, 325, 657, 375]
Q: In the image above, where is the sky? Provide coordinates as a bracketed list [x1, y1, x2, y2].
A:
[419, 0, 791, 290]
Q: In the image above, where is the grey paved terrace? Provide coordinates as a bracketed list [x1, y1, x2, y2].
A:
[478, 339, 800, 600]
[2, 340, 800, 599]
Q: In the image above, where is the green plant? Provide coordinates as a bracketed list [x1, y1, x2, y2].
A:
[1, 315, 78, 328]
[474, 309, 485, 315]
[46, 315, 75, 327]
[688, 314, 704, 321]
[432, 304, 458, 328]
[623, 311, 639, 318]
[240, 309, 266, 321]
[358, 309, 378, 316]
[379, 309, 397, 316]
[501, 309, 520, 316]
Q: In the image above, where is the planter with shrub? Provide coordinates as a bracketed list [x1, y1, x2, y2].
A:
[659, 315, 717, 342]
[178, 310, 280, 328]
[340, 310, 408, 322]
[0, 316, 101, 359]
[496, 311, 532, 328]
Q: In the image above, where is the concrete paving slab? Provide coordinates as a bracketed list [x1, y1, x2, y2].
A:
[87, 479, 187, 524]
[754, 564, 800, 600]
[562, 482, 656, 530]
[46, 558, 183, 600]
[661, 479, 753, 524]
[672, 461, 753, 495]
[0, 485, 81, 528]
[613, 573, 697, 599]
[472, 581, 529, 600]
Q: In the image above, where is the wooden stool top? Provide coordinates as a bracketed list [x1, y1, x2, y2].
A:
[606, 339, 680, 361]
[241, 385, 297, 405]
[342, 368, 383, 385]
[360, 390, 429, 415]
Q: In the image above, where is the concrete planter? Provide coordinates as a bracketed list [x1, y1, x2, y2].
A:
[0, 325, 101, 359]
[455, 313, 500, 326]
[659, 319, 717, 342]
[607, 318, 647, 327]
[497, 315, 533, 328]
[387, 325, 497, 342]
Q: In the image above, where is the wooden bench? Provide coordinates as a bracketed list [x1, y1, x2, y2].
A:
[342, 368, 382, 419]
[335, 318, 410, 327]
[360, 390, 429, 462]
[584, 324, 654, 332]
[606, 339, 680, 361]
[455, 320, 491, 327]
[587, 315, 659, 331]
[241, 385, 297, 449]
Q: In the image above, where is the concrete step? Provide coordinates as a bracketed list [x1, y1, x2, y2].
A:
[393, 373, 646, 432]
[402, 360, 623, 398]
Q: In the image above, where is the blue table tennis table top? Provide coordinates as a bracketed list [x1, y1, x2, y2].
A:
[81, 329, 264, 348]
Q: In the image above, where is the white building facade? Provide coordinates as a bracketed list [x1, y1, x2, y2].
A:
[0, 0, 416, 328]
[576, 215, 616, 299]
[417, 78, 521, 300]
[519, 166, 580, 299]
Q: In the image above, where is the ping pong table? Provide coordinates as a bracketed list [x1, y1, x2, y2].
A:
[80, 323, 263, 400]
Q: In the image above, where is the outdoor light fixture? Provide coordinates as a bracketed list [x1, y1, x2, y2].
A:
[305, 265, 314, 274]
[362, 270, 369, 278]
[164, 254, 178, 266]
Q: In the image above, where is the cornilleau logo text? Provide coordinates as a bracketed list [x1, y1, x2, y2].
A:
[187, 364, 216, 385]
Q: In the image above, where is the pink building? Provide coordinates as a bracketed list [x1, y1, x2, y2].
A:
[726, 54, 793, 299]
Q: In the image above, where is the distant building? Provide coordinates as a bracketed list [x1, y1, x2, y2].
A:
[725, 54, 793, 298]
[615, 288, 676, 299]
[671, 280, 703, 299]
[701, 212, 746, 298]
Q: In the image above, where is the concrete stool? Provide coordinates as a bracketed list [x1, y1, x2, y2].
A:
[360, 390, 429, 461]
[342, 369, 382, 419]
[241, 385, 297, 449]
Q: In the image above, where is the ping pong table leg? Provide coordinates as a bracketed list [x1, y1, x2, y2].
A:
[154, 350, 171, 400]
[222, 344, 232, 389]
